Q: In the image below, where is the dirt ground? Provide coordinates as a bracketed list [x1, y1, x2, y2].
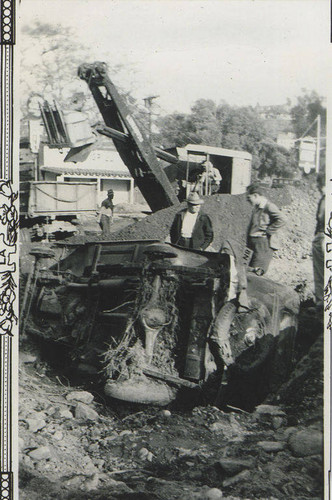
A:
[18, 181, 325, 499]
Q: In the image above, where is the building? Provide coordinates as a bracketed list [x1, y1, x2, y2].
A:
[39, 141, 136, 206]
[20, 117, 146, 209]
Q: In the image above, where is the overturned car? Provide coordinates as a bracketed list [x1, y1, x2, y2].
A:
[24, 239, 299, 411]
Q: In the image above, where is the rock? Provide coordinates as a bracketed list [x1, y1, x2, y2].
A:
[88, 443, 99, 453]
[83, 458, 98, 475]
[58, 408, 73, 419]
[161, 409, 172, 417]
[28, 446, 51, 461]
[94, 458, 105, 469]
[66, 391, 94, 404]
[75, 403, 99, 421]
[223, 469, 250, 487]
[209, 415, 244, 441]
[90, 428, 102, 439]
[102, 477, 133, 493]
[282, 426, 297, 441]
[45, 406, 56, 416]
[289, 429, 323, 457]
[272, 416, 285, 429]
[52, 431, 63, 441]
[64, 475, 84, 488]
[138, 447, 153, 461]
[204, 487, 223, 499]
[26, 418, 46, 433]
[84, 473, 100, 491]
[257, 441, 285, 452]
[20, 353, 37, 364]
[21, 455, 33, 467]
[254, 405, 286, 416]
[217, 457, 255, 476]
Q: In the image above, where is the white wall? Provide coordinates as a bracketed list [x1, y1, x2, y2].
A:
[100, 179, 131, 204]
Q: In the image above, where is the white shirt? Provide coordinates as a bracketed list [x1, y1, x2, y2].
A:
[181, 211, 199, 238]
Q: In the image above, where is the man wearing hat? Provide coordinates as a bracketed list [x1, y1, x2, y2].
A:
[98, 189, 114, 237]
[169, 192, 213, 250]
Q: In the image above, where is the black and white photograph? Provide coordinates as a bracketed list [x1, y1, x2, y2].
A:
[2, 0, 331, 498]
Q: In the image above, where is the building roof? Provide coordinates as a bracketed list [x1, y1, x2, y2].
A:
[41, 165, 131, 178]
[180, 144, 252, 161]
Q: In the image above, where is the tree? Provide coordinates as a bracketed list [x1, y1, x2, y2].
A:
[258, 140, 297, 178]
[155, 113, 201, 148]
[217, 104, 267, 170]
[20, 21, 135, 125]
[190, 99, 221, 146]
[291, 90, 326, 138]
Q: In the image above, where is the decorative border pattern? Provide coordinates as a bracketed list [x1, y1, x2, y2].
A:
[1, 0, 15, 46]
[0, 472, 13, 499]
[0, 3, 16, 494]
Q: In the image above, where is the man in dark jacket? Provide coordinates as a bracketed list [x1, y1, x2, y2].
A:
[246, 184, 285, 273]
[169, 192, 213, 250]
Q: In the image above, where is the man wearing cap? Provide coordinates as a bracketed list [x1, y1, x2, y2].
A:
[246, 183, 285, 274]
[169, 192, 213, 250]
[98, 189, 114, 237]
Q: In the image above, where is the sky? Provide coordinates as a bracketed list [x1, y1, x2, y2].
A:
[19, 0, 331, 114]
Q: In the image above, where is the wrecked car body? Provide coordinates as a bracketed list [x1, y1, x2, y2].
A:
[23, 239, 299, 411]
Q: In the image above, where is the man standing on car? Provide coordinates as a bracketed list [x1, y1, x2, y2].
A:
[312, 172, 325, 311]
[169, 192, 213, 250]
[246, 183, 285, 274]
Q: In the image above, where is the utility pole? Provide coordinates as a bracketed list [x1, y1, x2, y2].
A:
[143, 95, 159, 141]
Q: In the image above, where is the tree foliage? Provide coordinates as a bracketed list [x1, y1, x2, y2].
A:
[20, 21, 133, 123]
[290, 90, 326, 138]
[156, 100, 267, 171]
[258, 140, 297, 178]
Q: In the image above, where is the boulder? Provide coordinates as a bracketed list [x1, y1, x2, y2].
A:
[254, 404, 286, 416]
[75, 402, 99, 421]
[26, 418, 46, 433]
[58, 408, 73, 419]
[289, 428, 323, 457]
[257, 441, 285, 452]
[28, 446, 51, 461]
[223, 469, 250, 487]
[217, 457, 255, 476]
[204, 487, 223, 499]
[52, 431, 63, 441]
[66, 391, 94, 404]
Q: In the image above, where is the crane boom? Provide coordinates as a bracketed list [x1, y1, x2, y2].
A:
[78, 62, 179, 212]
